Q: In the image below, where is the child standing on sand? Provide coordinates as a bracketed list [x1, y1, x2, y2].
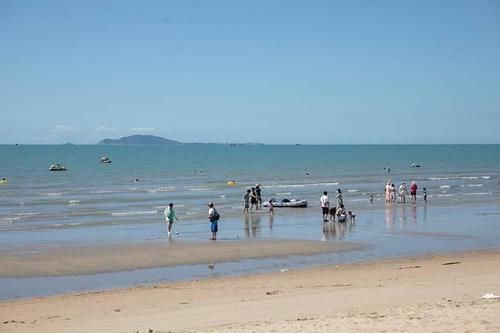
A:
[423, 187, 428, 202]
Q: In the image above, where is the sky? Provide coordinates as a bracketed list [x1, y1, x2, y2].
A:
[1, 0, 499, 144]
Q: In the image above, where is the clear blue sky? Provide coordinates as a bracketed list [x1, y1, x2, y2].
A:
[1, 0, 499, 144]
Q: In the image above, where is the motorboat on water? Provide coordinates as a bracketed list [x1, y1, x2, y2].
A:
[49, 163, 67, 171]
[100, 156, 112, 164]
[263, 198, 308, 208]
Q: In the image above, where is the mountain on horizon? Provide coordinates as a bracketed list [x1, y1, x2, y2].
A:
[98, 135, 180, 145]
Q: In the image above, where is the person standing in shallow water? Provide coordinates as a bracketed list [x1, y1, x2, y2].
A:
[410, 181, 418, 201]
[336, 189, 343, 208]
[255, 184, 262, 210]
[163, 203, 179, 237]
[208, 202, 219, 240]
[243, 189, 250, 214]
[250, 187, 258, 212]
[320, 191, 329, 222]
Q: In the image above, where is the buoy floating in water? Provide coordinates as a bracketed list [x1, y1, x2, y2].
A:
[227, 180, 237, 186]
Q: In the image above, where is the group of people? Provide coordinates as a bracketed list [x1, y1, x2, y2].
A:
[164, 201, 221, 240]
[384, 180, 427, 203]
[163, 180, 429, 241]
[320, 189, 354, 223]
[242, 185, 263, 213]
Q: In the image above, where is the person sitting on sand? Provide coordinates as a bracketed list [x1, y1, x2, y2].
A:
[337, 205, 347, 222]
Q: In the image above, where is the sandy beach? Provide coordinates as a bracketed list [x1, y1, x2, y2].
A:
[1, 249, 500, 333]
[0, 239, 362, 278]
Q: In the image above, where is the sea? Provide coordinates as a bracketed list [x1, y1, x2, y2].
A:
[1, 144, 499, 298]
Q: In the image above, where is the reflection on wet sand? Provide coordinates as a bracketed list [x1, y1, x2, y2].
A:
[322, 221, 355, 241]
[398, 204, 407, 224]
[386, 204, 395, 228]
[243, 214, 262, 238]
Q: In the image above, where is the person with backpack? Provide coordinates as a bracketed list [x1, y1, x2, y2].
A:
[208, 202, 220, 240]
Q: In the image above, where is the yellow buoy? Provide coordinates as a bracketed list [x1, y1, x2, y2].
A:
[227, 181, 237, 186]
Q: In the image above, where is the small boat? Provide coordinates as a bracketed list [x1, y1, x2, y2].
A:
[227, 180, 237, 186]
[100, 156, 112, 164]
[263, 198, 308, 208]
[49, 164, 67, 171]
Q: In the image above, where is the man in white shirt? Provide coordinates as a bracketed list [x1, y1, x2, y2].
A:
[320, 191, 330, 222]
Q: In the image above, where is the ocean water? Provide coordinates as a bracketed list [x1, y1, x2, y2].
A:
[0, 144, 499, 249]
[1, 144, 500, 298]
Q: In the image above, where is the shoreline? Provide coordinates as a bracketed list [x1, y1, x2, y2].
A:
[1, 248, 500, 332]
[0, 239, 364, 279]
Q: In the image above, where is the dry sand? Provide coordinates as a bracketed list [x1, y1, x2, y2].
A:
[1, 249, 500, 333]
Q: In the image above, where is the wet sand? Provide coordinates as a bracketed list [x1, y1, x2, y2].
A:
[1, 249, 500, 333]
[0, 239, 363, 278]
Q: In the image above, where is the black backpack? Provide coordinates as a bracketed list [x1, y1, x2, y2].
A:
[211, 209, 220, 221]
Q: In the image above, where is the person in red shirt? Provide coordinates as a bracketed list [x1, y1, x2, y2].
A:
[410, 181, 418, 201]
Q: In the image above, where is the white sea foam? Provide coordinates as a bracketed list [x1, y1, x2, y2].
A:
[14, 212, 40, 217]
[111, 210, 158, 217]
[481, 176, 491, 179]
[275, 192, 293, 196]
[188, 187, 210, 191]
[0, 217, 21, 224]
[463, 192, 493, 196]
[154, 204, 186, 209]
[90, 190, 115, 194]
[440, 185, 451, 189]
[467, 184, 483, 187]
[271, 182, 339, 189]
[347, 189, 359, 193]
[40, 192, 65, 196]
[147, 186, 176, 193]
[349, 198, 368, 202]
[68, 200, 81, 204]
[437, 194, 455, 197]
[460, 176, 479, 180]
[428, 177, 450, 180]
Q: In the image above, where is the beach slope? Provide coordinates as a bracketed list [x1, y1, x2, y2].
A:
[2, 249, 500, 332]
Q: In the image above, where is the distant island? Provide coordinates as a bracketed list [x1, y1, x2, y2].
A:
[98, 135, 180, 145]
